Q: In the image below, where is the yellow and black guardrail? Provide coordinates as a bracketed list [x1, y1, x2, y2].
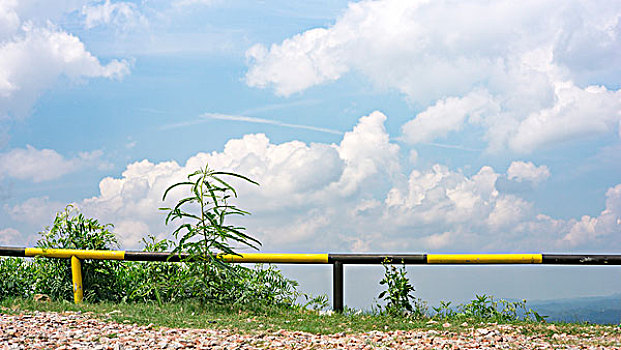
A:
[1, 246, 620, 311]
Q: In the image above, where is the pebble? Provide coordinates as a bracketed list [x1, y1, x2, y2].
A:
[0, 311, 619, 349]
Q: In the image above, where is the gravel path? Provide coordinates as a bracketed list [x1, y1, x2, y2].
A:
[1, 311, 620, 349]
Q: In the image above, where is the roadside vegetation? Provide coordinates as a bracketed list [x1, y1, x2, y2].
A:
[0, 164, 616, 339]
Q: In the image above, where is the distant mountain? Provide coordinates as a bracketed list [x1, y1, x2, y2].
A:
[526, 294, 621, 325]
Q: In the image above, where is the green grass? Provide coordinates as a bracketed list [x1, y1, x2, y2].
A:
[0, 297, 432, 334]
[2, 297, 620, 343]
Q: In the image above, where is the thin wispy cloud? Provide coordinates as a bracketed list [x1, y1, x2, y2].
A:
[419, 142, 482, 152]
[392, 137, 481, 152]
[162, 113, 343, 135]
[238, 99, 321, 115]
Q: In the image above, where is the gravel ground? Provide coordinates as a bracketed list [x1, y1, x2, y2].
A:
[1, 311, 620, 349]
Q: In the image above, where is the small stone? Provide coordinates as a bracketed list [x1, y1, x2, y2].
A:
[476, 328, 490, 336]
[33, 294, 51, 302]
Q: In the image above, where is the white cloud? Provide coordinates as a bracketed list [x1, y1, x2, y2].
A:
[507, 161, 550, 184]
[5, 196, 64, 227]
[0, 1, 131, 121]
[383, 165, 501, 231]
[77, 111, 399, 248]
[422, 231, 457, 250]
[509, 83, 621, 153]
[173, 0, 218, 8]
[0, 1, 88, 37]
[163, 113, 343, 135]
[486, 195, 532, 230]
[113, 219, 151, 248]
[246, 0, 621, 153]
[401, 90, 499, 144]
[0, 1, 20, 40]
[408, 149, 418, 164]
[6, 111, 620, 253]
[82, 0, 147, 30]
[0, 145, 109, 182]
[562, 184, 621, 247]
[0, 227, 21, 245]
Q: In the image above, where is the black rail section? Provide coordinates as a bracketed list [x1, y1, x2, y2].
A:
[0, 246, 26, 257]
[542, 254, 621, 265]
[124, 251, 190, 262]
[328, 254, 427, 264]
[333, 261, 344, 312]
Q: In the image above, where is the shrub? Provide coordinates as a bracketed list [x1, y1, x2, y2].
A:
[33, 205, 124, 302]
[0, 258, 35, 300]
[119, 236, 196, 304]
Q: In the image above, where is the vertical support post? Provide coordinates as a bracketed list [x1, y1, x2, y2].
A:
[71, 256, 83, 304]
[333, 260, 343, 312]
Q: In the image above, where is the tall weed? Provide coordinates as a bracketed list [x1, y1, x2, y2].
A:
[160, 164, 261, 302]
[377, 259, 427, 317]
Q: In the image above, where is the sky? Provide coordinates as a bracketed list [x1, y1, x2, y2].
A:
[0, 0, 620, 309]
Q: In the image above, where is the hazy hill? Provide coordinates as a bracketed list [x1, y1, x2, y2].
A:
[527, 294, 621, 325]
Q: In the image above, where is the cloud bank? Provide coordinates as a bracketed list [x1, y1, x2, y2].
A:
[7, 112, 618, 251]
[0, 145, 110, 182]
[246, 0, 621, 153]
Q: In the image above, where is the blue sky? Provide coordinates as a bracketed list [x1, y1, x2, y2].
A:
[1, 0, 620, 308]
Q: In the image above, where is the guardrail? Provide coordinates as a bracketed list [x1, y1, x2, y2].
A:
[2, 246, 620, 311]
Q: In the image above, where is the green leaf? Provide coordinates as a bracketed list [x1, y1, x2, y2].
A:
[162, 181, 194, 201]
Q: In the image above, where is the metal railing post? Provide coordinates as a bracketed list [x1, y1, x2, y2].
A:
[333, 261, 343, 312]
[71, 256, 83, 303]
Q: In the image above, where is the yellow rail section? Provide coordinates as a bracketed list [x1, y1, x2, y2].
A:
[23, 249, 544, 264]
[25, 248, 126, 260]
[71, 256, 83, 303]
[427, 253, 543, 264]
[220, 253, 328, 263]
[24, 248, 328, 264]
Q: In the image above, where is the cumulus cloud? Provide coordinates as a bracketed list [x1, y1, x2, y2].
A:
[0, 145, 110, 182]
[77, 111, 399, 248]
[6, 112, 620, 252]
[0, 1, 130, 121]
[562, 184, 621, 247]
[0, 25, 130, 119]
[507, 161, 550, 184]
[5, 196, 64, 227]
[246, 0, 621, 153]
[401, 90, 499, 144]
[114, 219, 151, 248]
[509, 83, 621, 153]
